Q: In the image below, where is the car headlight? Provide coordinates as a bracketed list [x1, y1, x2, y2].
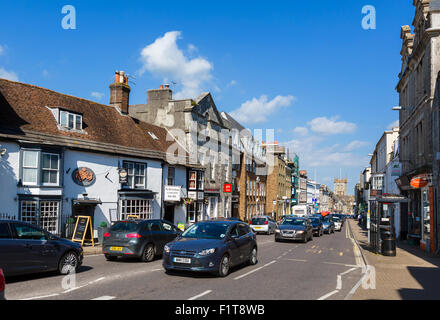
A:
[164, 245, 170, 254]
[198, 248, 216, 256]
[297, 230, 304, 234]
[275, 229, 280, 233]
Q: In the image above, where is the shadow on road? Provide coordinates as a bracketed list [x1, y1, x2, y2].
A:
[5, 265, 94, 284]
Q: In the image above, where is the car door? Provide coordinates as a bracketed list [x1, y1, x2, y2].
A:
[147, 220, 167, 253]
[0, 222, 19, 276]
[237, 224, 253, 262]
[226, 225, 242, 266]
[161, 221, 178, 245]
[10, 222, 50, 274]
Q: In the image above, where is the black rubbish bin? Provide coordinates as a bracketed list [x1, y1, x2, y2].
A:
[381, 231, 396, 256]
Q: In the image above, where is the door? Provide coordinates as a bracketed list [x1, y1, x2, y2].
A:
[10, 223, 50, 274]
[164, 205, 175, 224]
[227, 225, 242, 265]
[147, 220, 167, 253]
[237, 224, 253, 262]
[161, 221, 178, 245]
[0, 222, 19, 276]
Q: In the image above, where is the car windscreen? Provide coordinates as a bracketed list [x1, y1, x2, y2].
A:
[281, 218, 305, 226]
[181, 223, 229, 240]
[110, 222, 139, 232]
[332, 217, 341, 222]
[294, 210, 305, 215]
[310, 218, 320, 224]
[251, 218, 267, 225]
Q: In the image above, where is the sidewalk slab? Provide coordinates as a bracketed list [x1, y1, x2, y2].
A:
[348, 219, 440, 300]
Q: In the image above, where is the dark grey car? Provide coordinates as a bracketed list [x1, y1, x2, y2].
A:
[163, 221, 258, 277]
[0, 220, 83, 277]
[102, 219, 181, 262]
[274, 217, 313, 243]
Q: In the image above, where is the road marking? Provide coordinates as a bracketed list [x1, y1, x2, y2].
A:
[92, 296, 115, 300]
[336, 268, 358, 290]
[89, 277, 105, 284]
[234, 260, 276, 280]
[285, 258, 307, 262]
[21, 293, 60, 300]
[188, 290, 212, 300]
[317, 290, 339, 300]
[85, 254, 104, 258]
[323, 262, 359, 268]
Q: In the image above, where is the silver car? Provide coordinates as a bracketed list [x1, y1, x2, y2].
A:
[250, 216, 277, 235]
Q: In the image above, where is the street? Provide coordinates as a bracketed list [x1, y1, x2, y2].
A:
[5, 223, 365, 301]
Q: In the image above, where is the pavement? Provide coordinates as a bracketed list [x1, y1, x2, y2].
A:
[4, 224, 365, 300]
[348, 219, 440, 300]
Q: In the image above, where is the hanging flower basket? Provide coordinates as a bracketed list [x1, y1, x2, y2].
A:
[183, 198, 194, 205]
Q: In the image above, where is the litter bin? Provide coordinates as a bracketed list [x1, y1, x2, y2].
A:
[381, 230, 396, 256]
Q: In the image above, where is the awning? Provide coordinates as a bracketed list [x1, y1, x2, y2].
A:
[73, 199, 102, 205]
[118, 189, 157, 200]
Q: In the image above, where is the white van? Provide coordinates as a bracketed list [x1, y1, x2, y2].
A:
[291, 205, 311, 217]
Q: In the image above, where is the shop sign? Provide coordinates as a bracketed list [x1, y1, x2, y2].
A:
[391, 163, 402, 177]
[72, 167, 96, 187]
[188, 191, 197, 200]
[224, 184, 232, 193]
[164, 186, 181, 202]
[410, 174, 430, 189]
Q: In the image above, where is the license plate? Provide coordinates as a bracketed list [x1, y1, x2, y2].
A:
[254, 227, 262, 229]
[283, 233, 294, 237]
[173, 257, 191, 264]
[110, 246, 123, 251]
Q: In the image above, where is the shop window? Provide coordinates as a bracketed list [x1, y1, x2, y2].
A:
[20, 199, 60, 234]
[120, 199, 152, 220]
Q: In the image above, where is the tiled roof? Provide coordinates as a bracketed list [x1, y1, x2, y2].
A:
[0, 78, 181, 159]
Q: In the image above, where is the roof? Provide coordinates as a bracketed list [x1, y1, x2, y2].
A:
[0, 78, 186, 161]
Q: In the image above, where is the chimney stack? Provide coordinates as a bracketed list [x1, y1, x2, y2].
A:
[146, 84, 173, 109]
[110, 70, 131, 114]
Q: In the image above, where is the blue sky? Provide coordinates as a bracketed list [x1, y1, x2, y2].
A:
[0, 1, 415, 194]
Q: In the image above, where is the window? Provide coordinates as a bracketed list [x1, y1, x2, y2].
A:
[189, 171, 197, 190]
[22, 150, 38, 185]
[21, 150, 61, 186]
[123, 161, 146, 189]
[60, 110, 82, 130]
[14, 223, 47, 241]
[197, 171, 204, 190]
[167, 167, 175, 186]
[20, 200, 60, 234]
[187, 202, 203, 223]
[0, 223, 12, 239]
[120, 199, 152, 220]
[147, 221, 161, 232]
[42, 153, 59, 185]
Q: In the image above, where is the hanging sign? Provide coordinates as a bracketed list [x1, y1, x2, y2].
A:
[410, 174, 429, 189]
[72, 216, 95, 246]
[119, 168, 128, 184]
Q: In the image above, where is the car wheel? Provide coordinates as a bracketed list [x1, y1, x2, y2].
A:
[248, 247, 258, 265]
[141, 243, 155, 262]
[105, 254, 117, 261]
[218, 254, 230, 277]
[58, 251, 79, 275]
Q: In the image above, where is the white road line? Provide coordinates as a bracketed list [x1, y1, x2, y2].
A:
[323, 262, 359, 268]
[92, 296, 116, 300]
[20, 293, 60, 300]
[336, 268, 357, 290]
[89, 277, 105, 284]
[234, 260, 277, 280]
[285, 258, 308, 262]
[317, 290, 339, 300]
[188, 290, 212, 300]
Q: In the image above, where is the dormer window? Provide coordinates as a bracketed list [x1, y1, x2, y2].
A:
[60, 110, 82, 131]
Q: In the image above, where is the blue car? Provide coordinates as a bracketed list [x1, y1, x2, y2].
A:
[162, 220, 258, 277]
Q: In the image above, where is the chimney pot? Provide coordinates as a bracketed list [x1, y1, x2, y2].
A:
[160, 85, 164, 89]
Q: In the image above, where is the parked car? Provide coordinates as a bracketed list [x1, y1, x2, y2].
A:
[309, 217, 323, 237]
[332, 214, 346, 226]
[332, 216, 342, 232]
[0, 220, 83, 277]
[275, 216, 313, 243]
[321, 217, 335, 234]
[250, 216, 277, 235]
[102, 219, 181, 262]
[163, 220, 258, 277]
[0, 268, 5, 300]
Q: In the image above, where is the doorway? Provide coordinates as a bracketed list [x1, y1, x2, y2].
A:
[164, 205, 175, 224]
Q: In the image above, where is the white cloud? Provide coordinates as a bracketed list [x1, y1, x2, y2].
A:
[227, 80, 237, 87]
[0, 67, 18, 81]
[344, 140, 370, 152]
[139, 31, 213, 99]
[91, 92, 104, 100]
[230, 94, 295, 124]
[307, 116, 357, 135]
[293, 126, 309, 136]
[387, 119, 399, 129]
